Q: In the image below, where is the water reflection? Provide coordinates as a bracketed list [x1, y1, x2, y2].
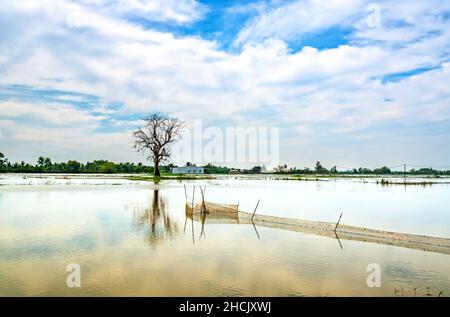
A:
[1, 184, 450, 296]
[132, 189, 179, 247]
[185, 204, 261, 242]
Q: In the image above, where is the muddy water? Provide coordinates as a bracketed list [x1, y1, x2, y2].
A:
[0, 176, 449, 296]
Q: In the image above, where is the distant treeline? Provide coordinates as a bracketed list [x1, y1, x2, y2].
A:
[275, 161, 450, 176]
[0, 154, 231, 174]
[0, 154, 155, 174]
[1, 154, 449, 175]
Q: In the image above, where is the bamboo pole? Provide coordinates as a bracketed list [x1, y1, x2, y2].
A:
[191, 185, 195, 211]
[334, 212, 343, 232]
[191, 215, 195, 245]
[251, 199, 260, 221]
[203, 186, 207, 212]
[199, 186, 206, 213]
[190, 186, 196, 245]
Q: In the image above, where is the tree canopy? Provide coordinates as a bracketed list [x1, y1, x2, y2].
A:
[132, 113, 184, 176]
[0, 155, 155, 174]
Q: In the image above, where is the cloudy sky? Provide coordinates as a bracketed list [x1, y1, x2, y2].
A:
[0, 0, 450, 168]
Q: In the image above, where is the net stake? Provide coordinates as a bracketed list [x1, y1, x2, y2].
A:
[334, 212, 343, 232]
[251, 199, 260, 221]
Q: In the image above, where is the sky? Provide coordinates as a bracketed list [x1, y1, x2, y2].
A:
[0, 0, 450, 169]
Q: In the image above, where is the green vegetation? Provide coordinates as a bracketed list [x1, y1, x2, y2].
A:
[276, 161, 450, 176]
[0, 154, 156, 174]
[1, 154, 450, 177]
[203, 163, 230, 174]
[126, 173, 214, 182]
[377, 178, 435, 186]
[0, 153, 250, 175]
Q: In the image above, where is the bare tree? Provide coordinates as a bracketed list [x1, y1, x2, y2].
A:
[132, 114, 184, 177]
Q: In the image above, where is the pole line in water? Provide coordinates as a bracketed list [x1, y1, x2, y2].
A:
[192, 186, 196, 244]
[251, 199, 260, 221]
[251, 220, 261, 239]
[200, 186, 206, 213]
[334, 212, 343, 232]
[191, 185, 195, 210]
[334, 231, 343, 250]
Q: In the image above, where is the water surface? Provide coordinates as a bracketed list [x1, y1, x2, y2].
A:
[1, 175, 449, 296]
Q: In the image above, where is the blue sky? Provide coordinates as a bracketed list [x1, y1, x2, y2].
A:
[0, 0, 450, 168]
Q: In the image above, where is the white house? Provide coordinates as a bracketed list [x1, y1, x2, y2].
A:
[171, 166, 205, 174]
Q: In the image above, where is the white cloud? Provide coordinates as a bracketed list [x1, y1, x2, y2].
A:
[64, 0, 207, 25]
[0, 0, 449, 165]
[235, 0, 365, 46]
[0, 116, 137, 163]
[352, 0, 450, 50]
[113, 0, 207, 24]
[0, 101, 103, 126]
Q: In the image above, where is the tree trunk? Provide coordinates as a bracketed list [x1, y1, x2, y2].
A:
[154, 161, 161, 177]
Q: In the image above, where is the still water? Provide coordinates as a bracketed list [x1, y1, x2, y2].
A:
[0, 175, 450, 296]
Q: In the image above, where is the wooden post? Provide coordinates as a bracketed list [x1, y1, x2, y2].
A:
[199, 186, 206, 214]
[334, 212, 343, 232]
[191, 215, 195, 245]
[199, 187, 203, 213]
[202, 186, 207, 212]
[190, 188, 195, 244]
[191, 185, 195, 212]
[251, 199, 260, 221]
[202, 187, 205, 213]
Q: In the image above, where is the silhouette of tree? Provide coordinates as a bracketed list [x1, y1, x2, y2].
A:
[132, 114, 184, 177]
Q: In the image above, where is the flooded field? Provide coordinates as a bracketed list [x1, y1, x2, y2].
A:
[1, 174, 450, 296]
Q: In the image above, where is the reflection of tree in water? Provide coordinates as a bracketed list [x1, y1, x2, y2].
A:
[133, 189, 179, 247]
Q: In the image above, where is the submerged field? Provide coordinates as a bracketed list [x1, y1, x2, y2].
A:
[0, 174, 449, 296]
